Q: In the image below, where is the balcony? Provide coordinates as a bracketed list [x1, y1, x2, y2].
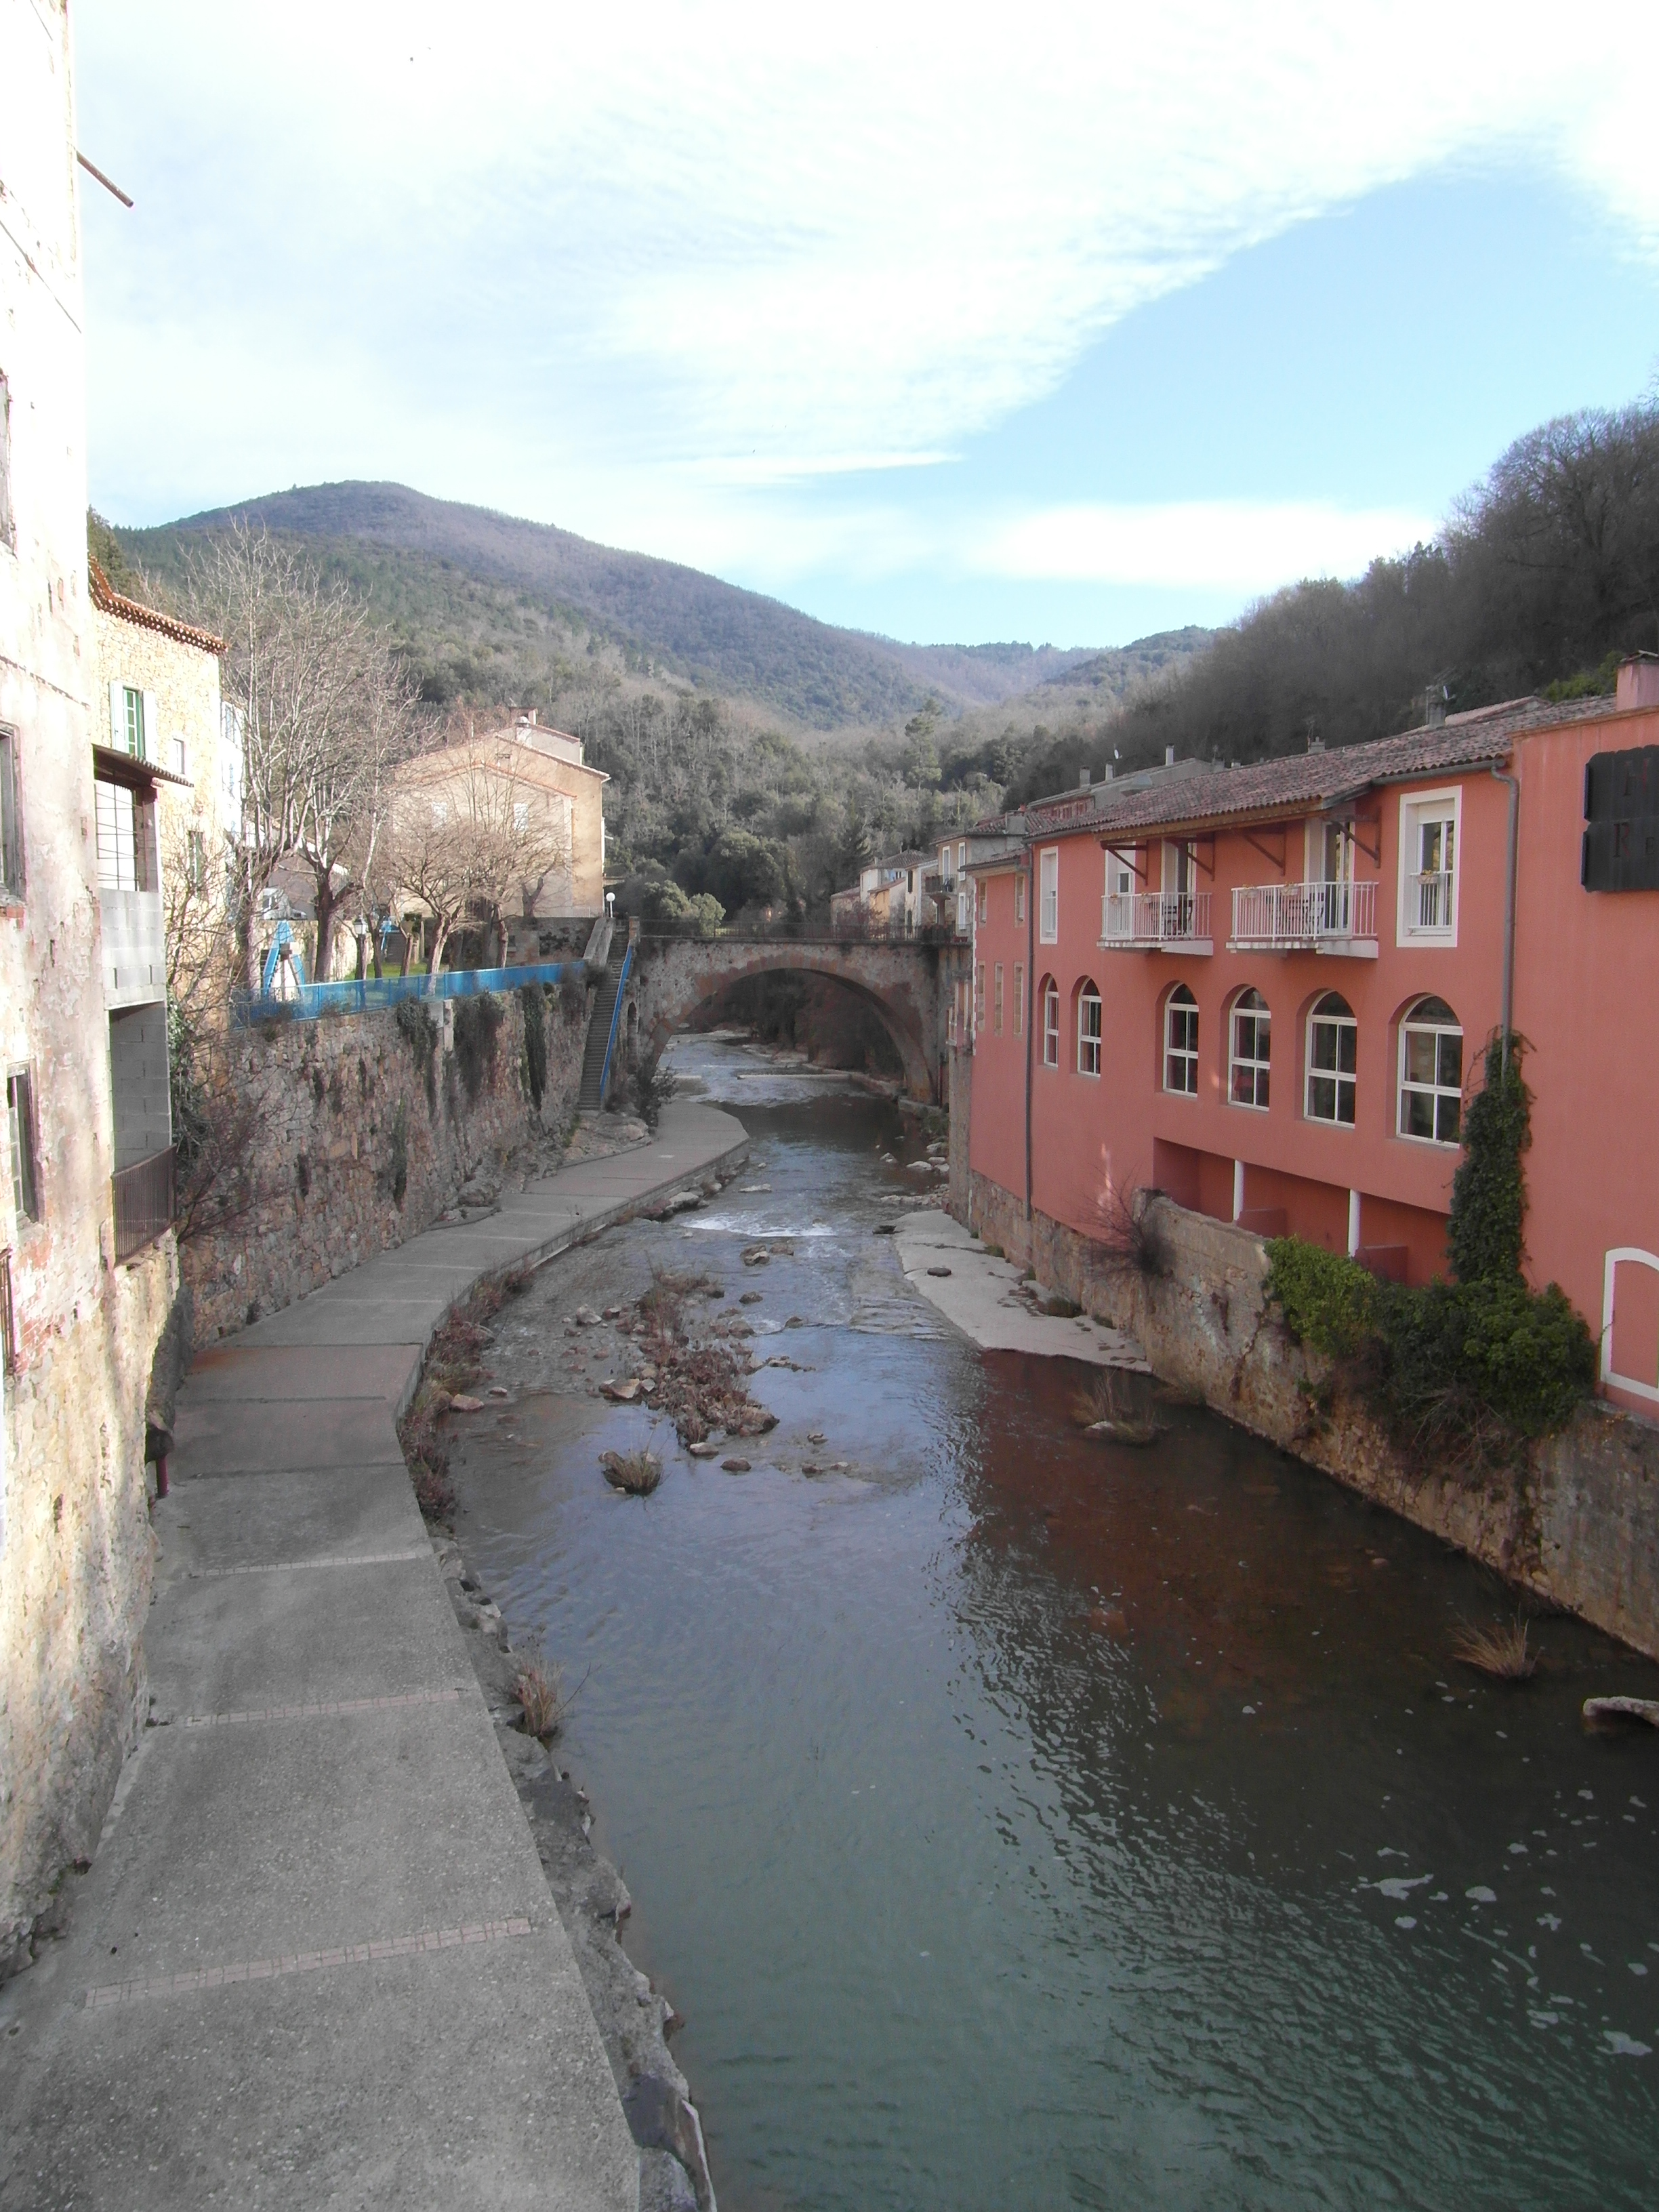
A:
[112, 1145, 176, 1263]
[1100, 890, 1213, 952]
[1406, 870, 1454, 933]
[1230, 878, 1377, 956]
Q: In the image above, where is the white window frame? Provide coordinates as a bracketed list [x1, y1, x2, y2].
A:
[1397, 998, 1463, 1146]
[1164, 985, 1198, 1096]
[977, 880, 988, 925]
[1013, 962, 1024, 1037]
[1077, 983, 1102, 1078]
[1602, 1248, 1659, 1405]
[1042, 981, 1059, 1067]
[1229, 989, 1271, 1111]
[992, 962, 1004, 1035]
[1038, 847, 1059, 943]
[1305, 992, 1357, 1127]
[1105, 847, 1135, 899]
[974, 961, 985, 1033]
[1015, 873, 1025, 923]
[1396, 786, 1460, 947]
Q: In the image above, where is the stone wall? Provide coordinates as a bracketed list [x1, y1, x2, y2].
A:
[963, 1163, 1659, 1661]
[182, 982, 592, 1341]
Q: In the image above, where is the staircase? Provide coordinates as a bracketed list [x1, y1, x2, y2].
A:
[577, 957, 626, 1113]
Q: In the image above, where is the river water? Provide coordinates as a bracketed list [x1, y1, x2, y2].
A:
[449, 1038, 1659, 2211]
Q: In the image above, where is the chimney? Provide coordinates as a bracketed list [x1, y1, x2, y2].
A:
[1078, 768, 1090, 790]
[1424, 683, 1447, 729]
[1616, 653, 1659, 713]
[1164, 746, 1176, 766]
[1102, 762, 1113, 781]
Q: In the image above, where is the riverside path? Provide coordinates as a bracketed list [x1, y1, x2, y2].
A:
[0, 1102, 748, 2211]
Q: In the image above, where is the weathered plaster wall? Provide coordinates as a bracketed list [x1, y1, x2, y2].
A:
[962, 1167, 1659, 1660]
[0, 3, 186, 1980]
[182, 983, 591, 1341]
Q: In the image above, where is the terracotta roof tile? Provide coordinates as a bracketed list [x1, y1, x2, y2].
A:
[89, 558, 227, 655]
[976, 695, 1616, 844]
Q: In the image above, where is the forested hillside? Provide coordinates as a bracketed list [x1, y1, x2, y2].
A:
[1007, 397, 1659, 805]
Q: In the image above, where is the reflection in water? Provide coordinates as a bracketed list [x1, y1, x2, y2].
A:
[452, 1040, 1659, 2212]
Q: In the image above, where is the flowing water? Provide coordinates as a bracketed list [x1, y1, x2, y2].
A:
[450, 1038, 1659, 2211]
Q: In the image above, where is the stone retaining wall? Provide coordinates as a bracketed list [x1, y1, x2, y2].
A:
[184, 983, 592, 1341]
[961, 1145, 1659, 1661]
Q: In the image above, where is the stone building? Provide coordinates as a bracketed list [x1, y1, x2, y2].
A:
[390, 710, 609, 967]
[0, 1, 183, 1978]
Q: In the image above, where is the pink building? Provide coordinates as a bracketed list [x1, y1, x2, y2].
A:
[961, 660, 1659, 1417]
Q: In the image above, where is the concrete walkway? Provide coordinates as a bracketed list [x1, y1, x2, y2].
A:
[0, 1103, 747, 2212]
[893, 1210, 1149, 1368]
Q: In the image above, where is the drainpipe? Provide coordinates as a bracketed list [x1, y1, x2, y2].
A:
[1490, 760, 1519, 1073]
[1024, 853, 1036, 1224]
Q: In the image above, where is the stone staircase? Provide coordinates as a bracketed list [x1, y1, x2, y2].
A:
[577, 958, 625, 1114]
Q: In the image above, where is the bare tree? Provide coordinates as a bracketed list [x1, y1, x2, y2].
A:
[180, 523, 423, 983]
[386, 746, 571, 979]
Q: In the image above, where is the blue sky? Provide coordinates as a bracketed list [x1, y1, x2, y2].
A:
[73, 3, 1659, 652]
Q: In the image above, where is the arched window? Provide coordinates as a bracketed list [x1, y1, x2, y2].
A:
[1305, 991, 1357, 1125]
[1041, 978, 1060, 1068]
[1164, 985, 1198, 1094]
[1229, 989, 1271, 1109]
[1399, 996, 1462, 1144]
[1077, 981, 1103, 1076]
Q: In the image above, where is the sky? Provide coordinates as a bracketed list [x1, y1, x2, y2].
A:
[73, 1, 1659, 651]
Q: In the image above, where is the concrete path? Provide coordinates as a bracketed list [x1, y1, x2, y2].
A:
[893, 1210, 1150, 1369]
[0, 1103, 747, 2211]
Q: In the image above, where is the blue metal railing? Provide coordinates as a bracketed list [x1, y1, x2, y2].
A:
[232, 959, 576, 1026]
[596, 941, 634, 1107]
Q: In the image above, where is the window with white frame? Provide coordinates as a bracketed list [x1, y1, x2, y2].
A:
[1229, 988, 1271, 1109]
[975, 962, 985, 1031]
[1041, 979, 1059, 1067]
[1105, 848, 1135, 899]
[7, 1066, 39, 1222]
[1164, 985, 1198, 1094]
[1013, 962, 1024, 1036]
[993, 962, 1004, 1035]
[1015, 873, 1025, 923]
[1305, 991, 1357, 1125]
[1038, 847, 1059, 942]
[1399, 791, 1458, 938]
[977, 880, 988, 924]
[1077, 982, 1102, 1076]
[1398, 995, 1462, 1144]
[95, 781, 156, 893]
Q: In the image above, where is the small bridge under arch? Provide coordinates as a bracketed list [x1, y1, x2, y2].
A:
[623, 933, 961, 1103]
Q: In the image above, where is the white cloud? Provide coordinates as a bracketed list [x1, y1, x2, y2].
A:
[977, 501, 1442, 591]
[70, 0, 1659, 583]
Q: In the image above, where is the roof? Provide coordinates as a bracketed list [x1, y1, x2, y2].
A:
[89, 558, 227, 655]
[972, 695, 1616, 848]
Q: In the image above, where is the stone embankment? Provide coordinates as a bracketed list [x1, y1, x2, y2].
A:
[184, 981, 592, 1341]
[957, 1161, 1659, 1662]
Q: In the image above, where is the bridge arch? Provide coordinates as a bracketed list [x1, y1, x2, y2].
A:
[624, 935, 951, 1103]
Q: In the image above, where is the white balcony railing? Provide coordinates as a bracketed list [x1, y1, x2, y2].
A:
[1410, 870, 1454, 931]
[1230, 878, 1377, 951]
[1100, 890, 1212, 948]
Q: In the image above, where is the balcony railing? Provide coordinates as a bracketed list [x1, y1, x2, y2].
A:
[1230, 878, 1377, 952]
[1100, 890, 1212, 949]
[112, 1146, 176, 1263]
[1409, 870, 1454, 931]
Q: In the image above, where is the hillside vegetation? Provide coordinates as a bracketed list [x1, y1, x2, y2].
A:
[1006, 395, 1659, 805]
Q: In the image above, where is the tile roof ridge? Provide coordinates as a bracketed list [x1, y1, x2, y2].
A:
[89, 556, 228, 655]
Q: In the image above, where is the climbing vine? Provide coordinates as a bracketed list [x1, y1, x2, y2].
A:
[520, 983, 548, 1111]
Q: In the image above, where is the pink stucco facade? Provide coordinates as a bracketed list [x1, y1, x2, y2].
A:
[963, 676, 1659, 1417]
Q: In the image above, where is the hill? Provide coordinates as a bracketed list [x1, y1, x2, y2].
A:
[118, 481, 1207, 735]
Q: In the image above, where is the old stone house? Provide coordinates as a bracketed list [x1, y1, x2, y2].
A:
[1, 0, 184, 1979]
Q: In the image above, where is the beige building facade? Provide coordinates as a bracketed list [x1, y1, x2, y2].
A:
[0, 1, 182, 1979]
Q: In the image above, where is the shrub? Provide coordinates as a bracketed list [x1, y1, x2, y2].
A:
[1265, 1239, 1379, 1358]
[395, 999, 439, 1113]
[520, 982, 547, 1109]
[630, 1059, 679, 1130]
[600, 1447, 662, 1495]
[452, 994, 503, 1101]
[1447, 1035, 1531, 1286]
[382, 1099, 409, 1206]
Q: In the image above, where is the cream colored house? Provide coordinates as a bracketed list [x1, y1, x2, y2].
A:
[390, 711, 608, 966]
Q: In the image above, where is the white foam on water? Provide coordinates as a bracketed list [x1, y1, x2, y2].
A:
[1467, 1886, 1497, 1904]
[1605, 2031, 1650, 2057]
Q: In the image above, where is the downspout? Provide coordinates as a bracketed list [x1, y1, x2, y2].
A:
[1490, 760, 1519, 1073]
[1024, 851, 1036, 1224]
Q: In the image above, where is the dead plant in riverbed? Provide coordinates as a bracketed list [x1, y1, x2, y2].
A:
[600, 1446, 663, 1496]
[1071, 1372, 1163, 1446]
[1452, 1615, 1538, 1680]
[514, 1643, 565, 1738]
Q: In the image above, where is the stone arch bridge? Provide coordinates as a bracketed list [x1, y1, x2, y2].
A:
[622, 933, 963, 1102]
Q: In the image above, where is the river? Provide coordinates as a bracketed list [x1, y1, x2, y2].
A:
[447, 1036, 1659, 2211]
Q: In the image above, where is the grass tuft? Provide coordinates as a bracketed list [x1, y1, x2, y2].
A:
[1452, 1616, 1539, 1680]
[600, 1446, 663, 1496]
[514, 1647, 565, 1738]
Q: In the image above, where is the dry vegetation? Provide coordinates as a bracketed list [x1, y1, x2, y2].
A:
[397, 1263, 533, 1523]
[1452, 1616, 1540, 1681]
[1071, 1372, 1163, 1447]
[598, 1447, 663, 1496]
